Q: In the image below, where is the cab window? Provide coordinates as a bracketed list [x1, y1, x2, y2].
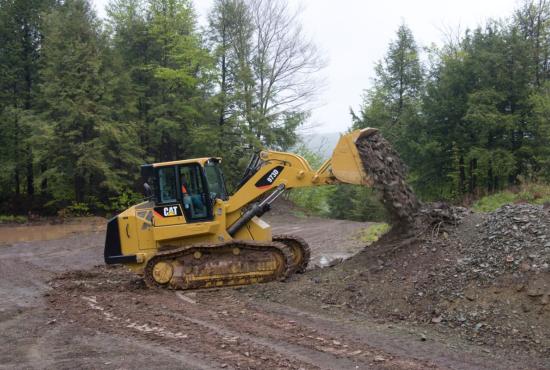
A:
[179, 165, 210, 220]
[204, 162, 228, 200]
[158, 167, 177, 203]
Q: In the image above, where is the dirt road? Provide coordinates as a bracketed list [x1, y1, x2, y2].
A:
[0, 215, 539, 369]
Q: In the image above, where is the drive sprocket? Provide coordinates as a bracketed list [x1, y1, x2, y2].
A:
[273, 234, 310, 273]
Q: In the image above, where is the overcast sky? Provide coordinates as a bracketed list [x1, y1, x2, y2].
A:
[92, 0, 521, 133]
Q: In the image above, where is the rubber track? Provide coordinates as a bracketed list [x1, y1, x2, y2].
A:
[273, 234, 310, 274]
[144, 240, 294, 290]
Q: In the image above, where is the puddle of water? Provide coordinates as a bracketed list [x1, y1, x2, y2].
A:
[316, 253, 353, 267]
[0, 219, 105, 244]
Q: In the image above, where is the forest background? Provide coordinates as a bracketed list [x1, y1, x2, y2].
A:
[1, 0, 549, 220]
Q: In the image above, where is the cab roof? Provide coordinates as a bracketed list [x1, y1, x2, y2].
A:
[150, 157, 221, 168]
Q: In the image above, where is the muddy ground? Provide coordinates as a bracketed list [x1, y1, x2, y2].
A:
[0, 212, 547, 369]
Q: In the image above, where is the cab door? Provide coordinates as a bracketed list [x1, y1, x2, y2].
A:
[153, 166, 186, 227]
[152, 164, 214, 227]
[178, 164, 214, 222]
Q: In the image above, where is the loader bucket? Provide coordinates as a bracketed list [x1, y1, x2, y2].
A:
[330, 127, 378, 186]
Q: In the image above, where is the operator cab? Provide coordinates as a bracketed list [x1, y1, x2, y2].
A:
[141, 158, 228, 223]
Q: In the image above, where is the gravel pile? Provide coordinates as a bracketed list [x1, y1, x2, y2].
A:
[426, 204, 550, 355]
[318, 202, 548, 351]
[261, 199, 549, 357]
[460, 204, 550, 280]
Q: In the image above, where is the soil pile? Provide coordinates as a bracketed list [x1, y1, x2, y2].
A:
[259, 203, 549, 361]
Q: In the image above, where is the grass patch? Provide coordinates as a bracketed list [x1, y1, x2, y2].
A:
[472, 192, 518, 212]
[357, 223, 390, 245]
[0, 215, 27, 224]
[472, 183, 550, 212]
[290, 209, 308, 218]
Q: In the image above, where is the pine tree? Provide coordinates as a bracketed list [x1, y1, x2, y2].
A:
[39, 0, 141, 206]
[107, 0, 213, 164]
[205, 0, 255, 185]
[354, 24, 424, 156]
[0, 0, 53, 210]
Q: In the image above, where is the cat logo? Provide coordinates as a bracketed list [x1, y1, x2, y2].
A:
[153, 205, 181, 218]
[163, 206, 178, 217]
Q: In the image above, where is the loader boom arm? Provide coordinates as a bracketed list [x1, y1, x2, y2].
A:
[226, 128, 376, 213]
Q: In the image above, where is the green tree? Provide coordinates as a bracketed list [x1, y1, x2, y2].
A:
[0, 0, 53, 210]
[204, 0, 254, 185]
[38, 0, 141, 207]
[107, 0, 213, 163]
[353, 24, 423, 160]
[421, 21, 536, 197]
[353, 13, 550, 200]
[527, 81, 550, 180]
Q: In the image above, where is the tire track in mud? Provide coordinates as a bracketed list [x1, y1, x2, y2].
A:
[239, 300, 515, 370]
[163, 307, 362, 370]
[48, 269, 434, 369]
[53, 291, 352, 369]
[49, 277, 316, 369]
[179, 292, 436, 370]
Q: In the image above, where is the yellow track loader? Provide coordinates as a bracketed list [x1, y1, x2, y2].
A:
[104, 128, 376, 290]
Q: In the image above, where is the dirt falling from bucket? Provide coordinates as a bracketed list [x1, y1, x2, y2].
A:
[356, 131, 420, 227]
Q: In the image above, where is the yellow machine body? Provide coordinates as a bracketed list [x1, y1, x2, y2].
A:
[104, 128, 376, 289]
